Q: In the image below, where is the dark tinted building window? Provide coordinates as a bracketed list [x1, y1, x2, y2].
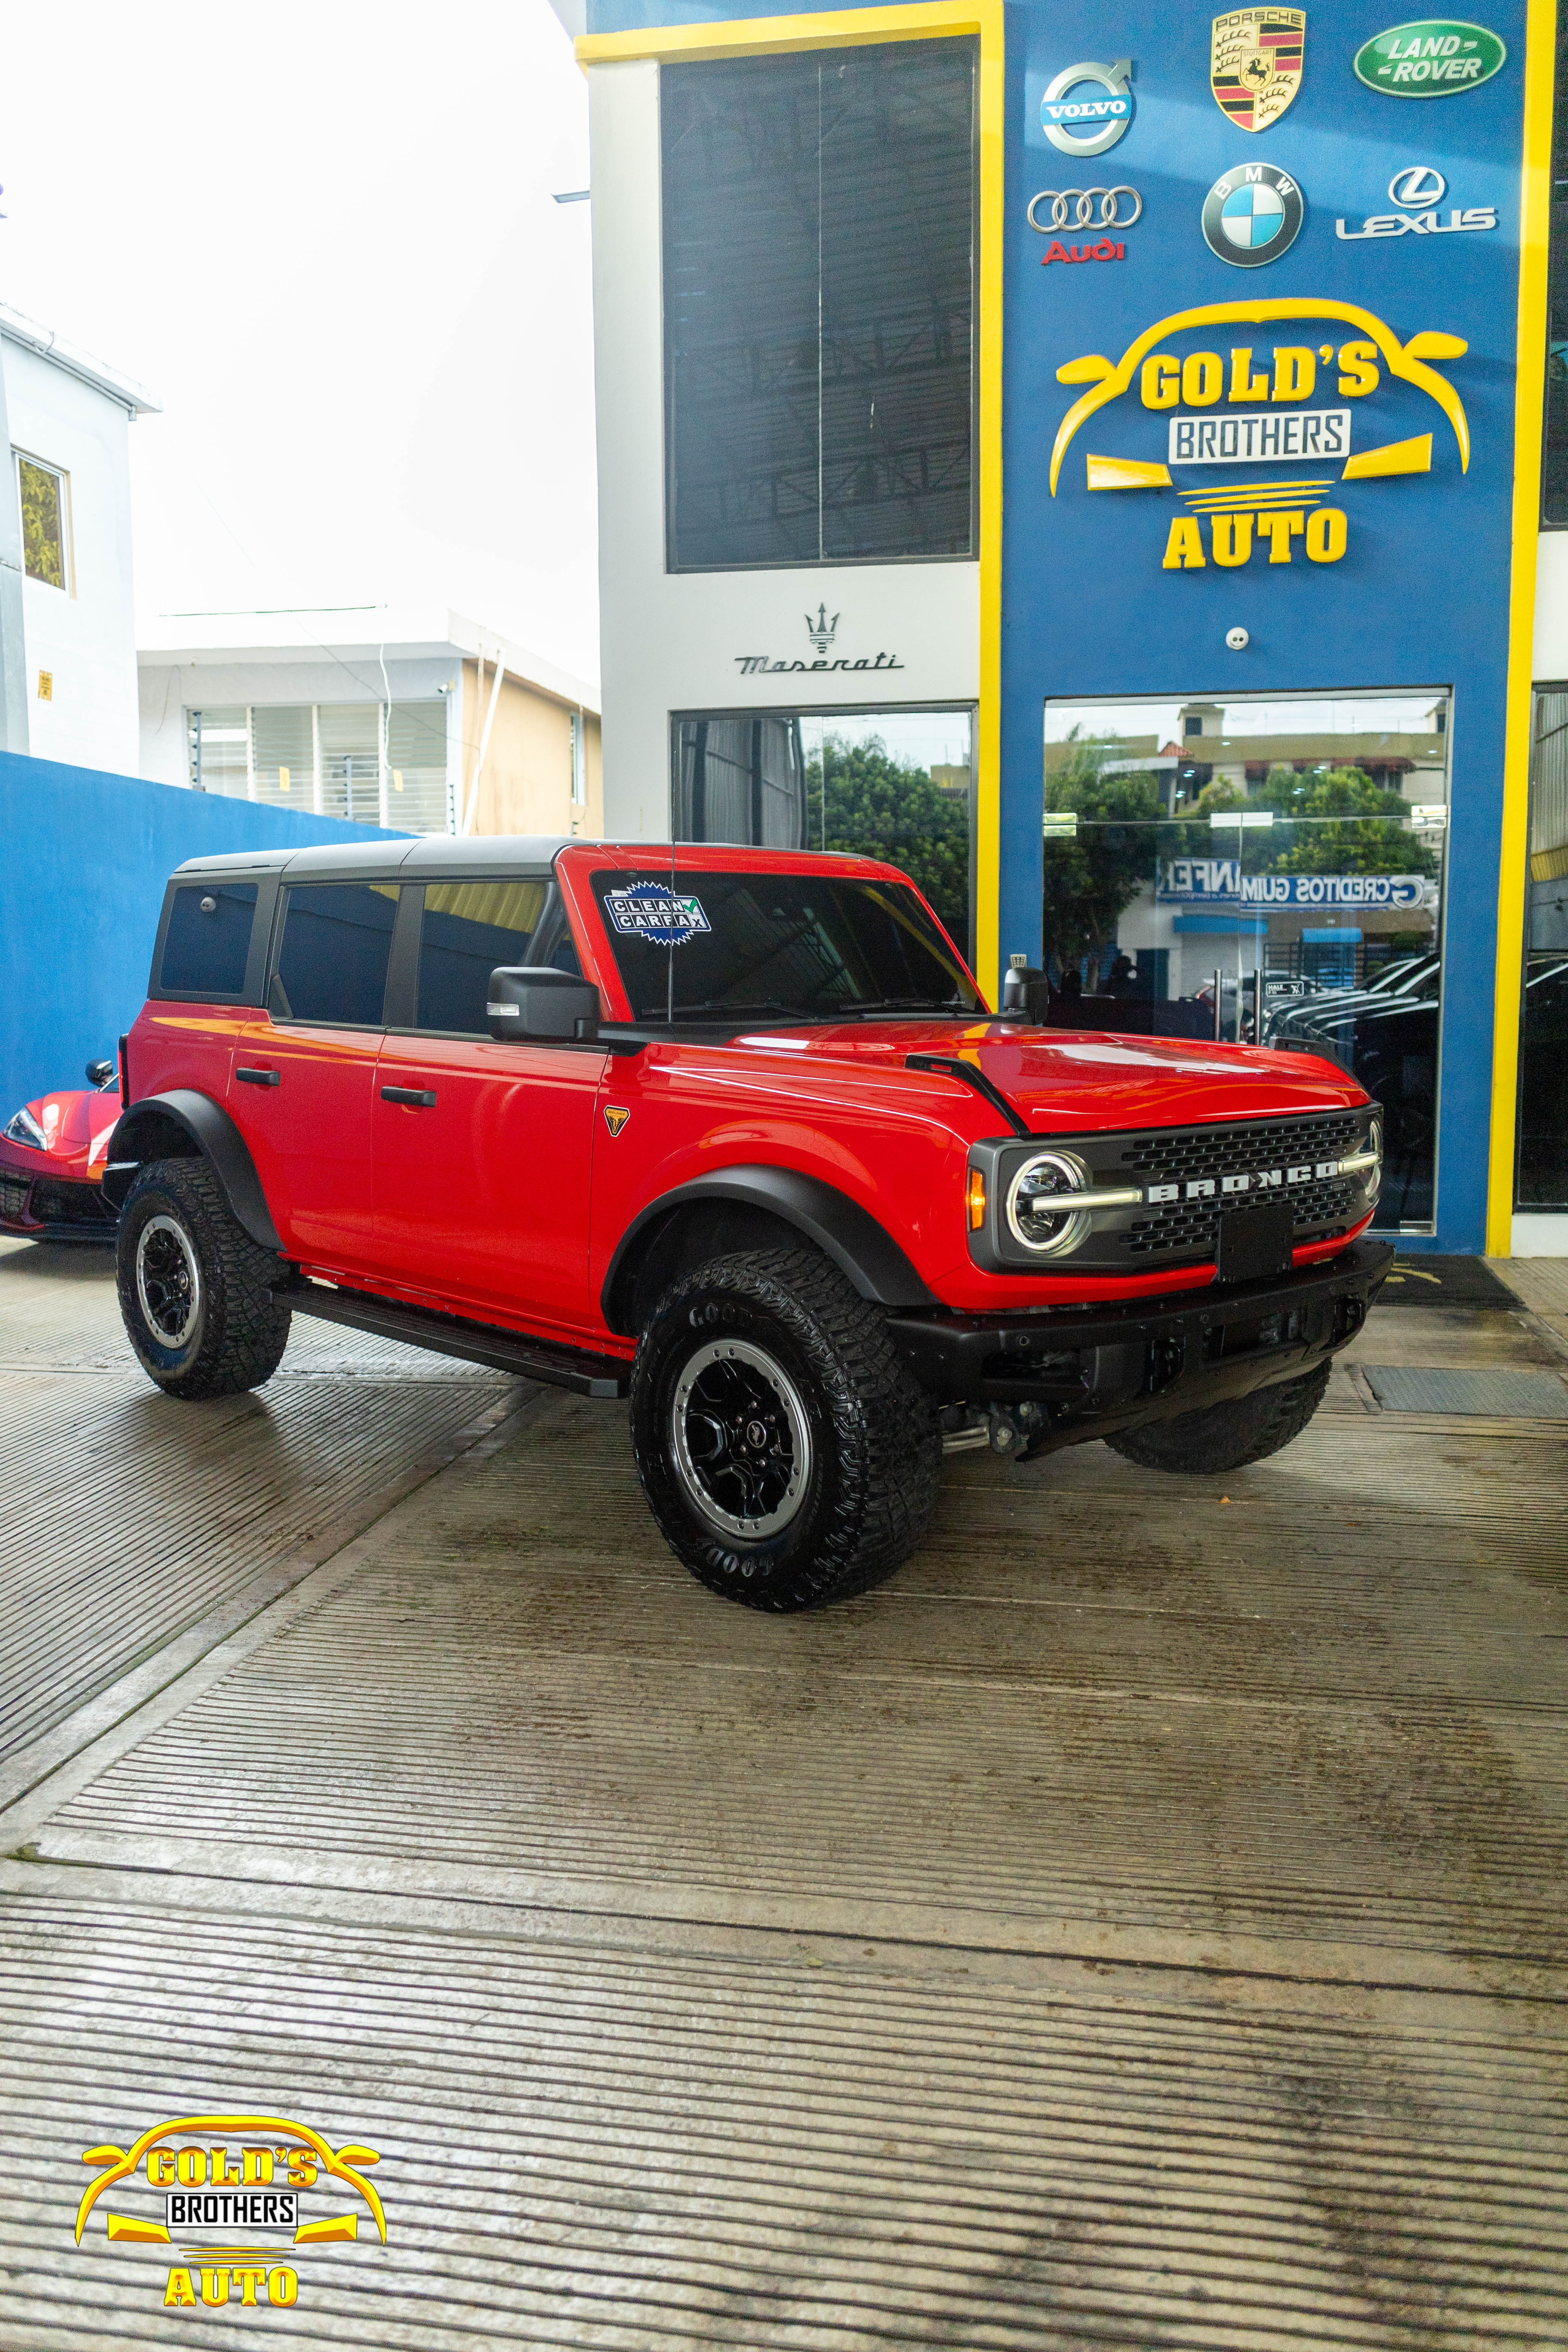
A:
[663, 39, 975, 570]
[272, 884, 398, 1026]
[159, 882, 259, 997]
[414, 880, 550, 1034]
[1544, 20, 1568, 522]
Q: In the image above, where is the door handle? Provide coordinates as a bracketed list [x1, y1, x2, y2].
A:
[236, 1067, 281, 1087]
[381, 1085, 438, 1107]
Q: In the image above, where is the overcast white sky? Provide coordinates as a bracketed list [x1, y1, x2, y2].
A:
[0, 0, 600, 680]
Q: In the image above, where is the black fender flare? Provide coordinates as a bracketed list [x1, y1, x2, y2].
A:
[103, 1091, 282, 1253]
[601, 1165, 939, 1333]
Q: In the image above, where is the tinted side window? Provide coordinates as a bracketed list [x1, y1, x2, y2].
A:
[160, 882, 259, 997]
[272, 884, 399, 1026]
[414, 880, 549, 1034]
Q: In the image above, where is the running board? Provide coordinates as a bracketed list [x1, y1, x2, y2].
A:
[273, 1283, 631, 1398]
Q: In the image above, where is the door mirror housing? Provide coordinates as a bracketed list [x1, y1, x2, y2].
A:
[487, 966, 602, 1043]
[85, 1058, 116, 1087]
[1000, 966, 1051, 1021]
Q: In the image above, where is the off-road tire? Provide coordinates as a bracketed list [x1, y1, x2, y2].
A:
[631, 1245, 941, 1611]
[116, 1157, 290, 1399]
[1107, 1361, 1330, 1475]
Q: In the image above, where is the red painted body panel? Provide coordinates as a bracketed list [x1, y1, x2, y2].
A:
[116, 841, 1376, 1345]
[224, 1015, 378, 1268]
[370, 1030, 606, 1338]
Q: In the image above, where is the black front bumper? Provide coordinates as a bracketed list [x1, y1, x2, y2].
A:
[0, 1171, 118, 1241]
[886, 1238, 1393, 1457]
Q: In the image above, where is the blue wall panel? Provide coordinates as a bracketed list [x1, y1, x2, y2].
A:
[0, 752, 408, 1118]
[1000, 0, 1526, 1250]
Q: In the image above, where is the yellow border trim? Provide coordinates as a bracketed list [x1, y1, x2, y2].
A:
[1486, 0, 1556, 1254]
[576, 0, 1004, 996]
[577, 2, 983, 67]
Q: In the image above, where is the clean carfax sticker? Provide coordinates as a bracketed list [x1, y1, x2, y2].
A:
[605, 883, 711, 947]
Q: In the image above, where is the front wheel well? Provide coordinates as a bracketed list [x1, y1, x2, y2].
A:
[616, 1202, 804, 1333]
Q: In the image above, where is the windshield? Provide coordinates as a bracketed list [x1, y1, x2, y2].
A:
[590, 869, 981, 1023]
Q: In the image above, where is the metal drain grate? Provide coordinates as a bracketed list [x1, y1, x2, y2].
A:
[1363, 1364, 1568, 1417]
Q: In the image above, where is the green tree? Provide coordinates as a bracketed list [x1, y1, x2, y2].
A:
[1167, 763, 1437, 877]
[1270, 765, 1438, 878]
[806, 738, 971, 950]
[1042, 737, 1163, 969]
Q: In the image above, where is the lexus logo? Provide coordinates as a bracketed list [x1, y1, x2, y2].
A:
[1027, 185, 1144, 231]
[1389, 164, 1446, 208]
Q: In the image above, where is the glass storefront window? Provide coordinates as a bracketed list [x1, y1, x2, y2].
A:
[1517, 688, 1568, 1206]
[1041, 691, 1450, 1229]
[672, 706, 974, 960]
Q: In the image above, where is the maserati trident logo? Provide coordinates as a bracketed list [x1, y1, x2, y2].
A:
[805, 603, 839, 656]
[734, 607, 905, 676]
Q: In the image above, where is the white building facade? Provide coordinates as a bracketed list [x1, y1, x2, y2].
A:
[0, 306, 156, 775]
[139, 609, 602, 842]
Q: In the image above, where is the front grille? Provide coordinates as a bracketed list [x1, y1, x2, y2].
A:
[0, 1175, 31, 1221]
[30, 1179, 116, 1228]
[1109, 1112, 1362, 1260]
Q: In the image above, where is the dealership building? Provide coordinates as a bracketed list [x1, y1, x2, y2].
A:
[553, 0, 1562, 1256]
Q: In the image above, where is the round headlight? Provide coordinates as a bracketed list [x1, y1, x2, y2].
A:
[1005, 1149, 1093, 1256]
[1366, 1116, 1383, 1190]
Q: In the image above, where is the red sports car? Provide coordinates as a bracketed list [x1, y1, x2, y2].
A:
[0, 1061, 122, 1239]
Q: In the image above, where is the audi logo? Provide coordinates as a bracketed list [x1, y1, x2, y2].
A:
[1027, 185, 1144, 232]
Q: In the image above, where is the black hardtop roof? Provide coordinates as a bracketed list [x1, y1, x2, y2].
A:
[170, 838, 884, 885]
[172, 835, 575, 883]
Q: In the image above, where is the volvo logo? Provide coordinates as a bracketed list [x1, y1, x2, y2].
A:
[1389, 163, 1446, 206]
[1027, 185, 1144, 231]
[1040, 59, 1134, 156]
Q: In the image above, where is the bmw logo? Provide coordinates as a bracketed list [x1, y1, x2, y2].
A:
[1201, 161, 1305, 267]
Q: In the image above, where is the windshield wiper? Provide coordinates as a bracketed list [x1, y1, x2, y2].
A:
[832, 996, 977, 1018]
[665, 998, 796, 1020]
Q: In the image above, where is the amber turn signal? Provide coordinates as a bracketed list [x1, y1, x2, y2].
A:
[966, 1169, 987, 1231]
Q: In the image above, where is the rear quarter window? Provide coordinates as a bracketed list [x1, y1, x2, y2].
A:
[158, 882, 260, 998]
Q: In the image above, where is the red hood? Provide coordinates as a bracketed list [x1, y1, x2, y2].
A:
[732, 1018, 1364, 1130]
[11, 1084, 121, 1167]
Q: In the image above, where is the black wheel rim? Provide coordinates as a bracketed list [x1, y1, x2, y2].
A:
[135, 1214, 201, 1348]
[670, 1338, 812, 1540]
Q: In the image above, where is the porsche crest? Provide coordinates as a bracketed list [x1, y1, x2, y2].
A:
[1211, 8, 1306, 132]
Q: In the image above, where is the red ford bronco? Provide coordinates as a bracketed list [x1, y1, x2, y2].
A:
[107, 837, 1389, 1609]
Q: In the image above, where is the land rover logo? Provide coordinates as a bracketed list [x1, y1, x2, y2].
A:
[1200, 161, 1305, 266]
[1353, 19, 1506, 95]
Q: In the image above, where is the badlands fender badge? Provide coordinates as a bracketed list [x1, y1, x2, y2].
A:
[603, 1105, 631, 1136]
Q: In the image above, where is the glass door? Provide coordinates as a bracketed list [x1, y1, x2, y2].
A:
[672, 705, 975, 961]
[1042, 691, 1450, 1229]
[1517, 688, 1568, 1209]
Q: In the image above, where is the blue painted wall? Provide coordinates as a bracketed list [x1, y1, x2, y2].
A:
[0, 752, 408, 1118]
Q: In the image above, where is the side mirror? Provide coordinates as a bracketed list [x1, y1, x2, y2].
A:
[487, 966, 603, 1043]
[1000, 966, 1051, 1022]
[85, 1058, 115, 1087]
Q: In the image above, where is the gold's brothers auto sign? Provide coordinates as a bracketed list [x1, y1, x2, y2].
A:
[74, 2111, 387, 2311]
[1049, 295, 1470, 573]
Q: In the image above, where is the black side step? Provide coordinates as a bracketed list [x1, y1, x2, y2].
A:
[273, 1283, 630, 1398]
